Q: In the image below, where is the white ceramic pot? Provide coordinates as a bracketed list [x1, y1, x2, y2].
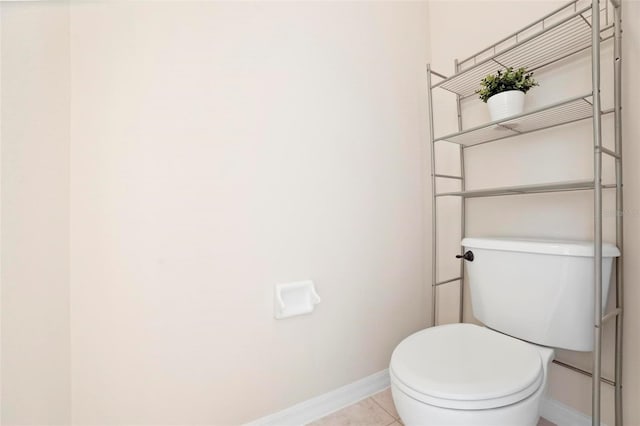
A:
[487, 90, 525, 122]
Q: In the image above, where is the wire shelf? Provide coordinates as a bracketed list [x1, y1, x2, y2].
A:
[434, 93, 611, 147]
[435, 179, 615, 198]
[432, 0, 613, 98]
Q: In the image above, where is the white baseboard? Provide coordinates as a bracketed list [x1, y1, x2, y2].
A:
[246, 372, 603, 426]
[540, 397, 607, 426]
[244, 369, 390, 426]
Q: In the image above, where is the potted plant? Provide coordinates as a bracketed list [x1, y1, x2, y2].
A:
[477, 67, 538, 122]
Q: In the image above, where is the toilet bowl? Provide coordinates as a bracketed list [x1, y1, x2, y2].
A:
[390, 323, 555, 426]
[389, 238, 620, 425]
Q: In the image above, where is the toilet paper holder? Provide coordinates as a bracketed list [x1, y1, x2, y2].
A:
[274, 280, 321, 319]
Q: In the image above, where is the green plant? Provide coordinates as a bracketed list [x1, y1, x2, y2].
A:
[476, 67, 538, 103]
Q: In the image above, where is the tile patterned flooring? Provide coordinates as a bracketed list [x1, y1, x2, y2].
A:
[308, 388, 400, 426]
[308, 387, 556, 426]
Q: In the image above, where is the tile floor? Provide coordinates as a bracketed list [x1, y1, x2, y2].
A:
[308, 388, 400, 426]
[308, 387, 556, 426]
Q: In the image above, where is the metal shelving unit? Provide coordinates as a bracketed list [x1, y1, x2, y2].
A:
[426, 0, 623, 425]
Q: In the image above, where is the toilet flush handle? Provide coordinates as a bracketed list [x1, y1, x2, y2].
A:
[456, 250, 474, 262]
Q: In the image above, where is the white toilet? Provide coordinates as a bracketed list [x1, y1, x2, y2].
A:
[390, 238, 620, 426]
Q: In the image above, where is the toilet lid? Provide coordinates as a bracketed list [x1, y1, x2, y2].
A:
[390, 323, 543, 410]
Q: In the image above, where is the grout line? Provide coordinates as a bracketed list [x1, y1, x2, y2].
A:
[309, 387, 402, 426]
[370, 387, 400, 421]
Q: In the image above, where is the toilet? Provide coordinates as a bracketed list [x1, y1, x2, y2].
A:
[390, 238, 620, 426]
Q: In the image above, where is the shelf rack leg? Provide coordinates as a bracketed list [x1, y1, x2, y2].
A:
[591, 0, 604, 424]
[613, 0, 623, 424]
[455, 58, 465, 324]
[427, 64, 437, 327]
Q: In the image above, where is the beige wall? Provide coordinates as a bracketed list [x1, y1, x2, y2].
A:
[427, 1, 640, 425]
[2, 1, 638, 425]
[68, 2, 430, 424]
[620, 2, 640, 425]
[0, 2, 71, 425]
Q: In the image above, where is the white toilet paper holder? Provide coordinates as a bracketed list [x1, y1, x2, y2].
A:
[274, 280, 321, 319]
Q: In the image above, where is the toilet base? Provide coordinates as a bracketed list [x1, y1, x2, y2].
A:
[391, 382, 542, 426]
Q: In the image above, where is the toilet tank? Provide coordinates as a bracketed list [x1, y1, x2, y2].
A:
[462, 238, 620, 352]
